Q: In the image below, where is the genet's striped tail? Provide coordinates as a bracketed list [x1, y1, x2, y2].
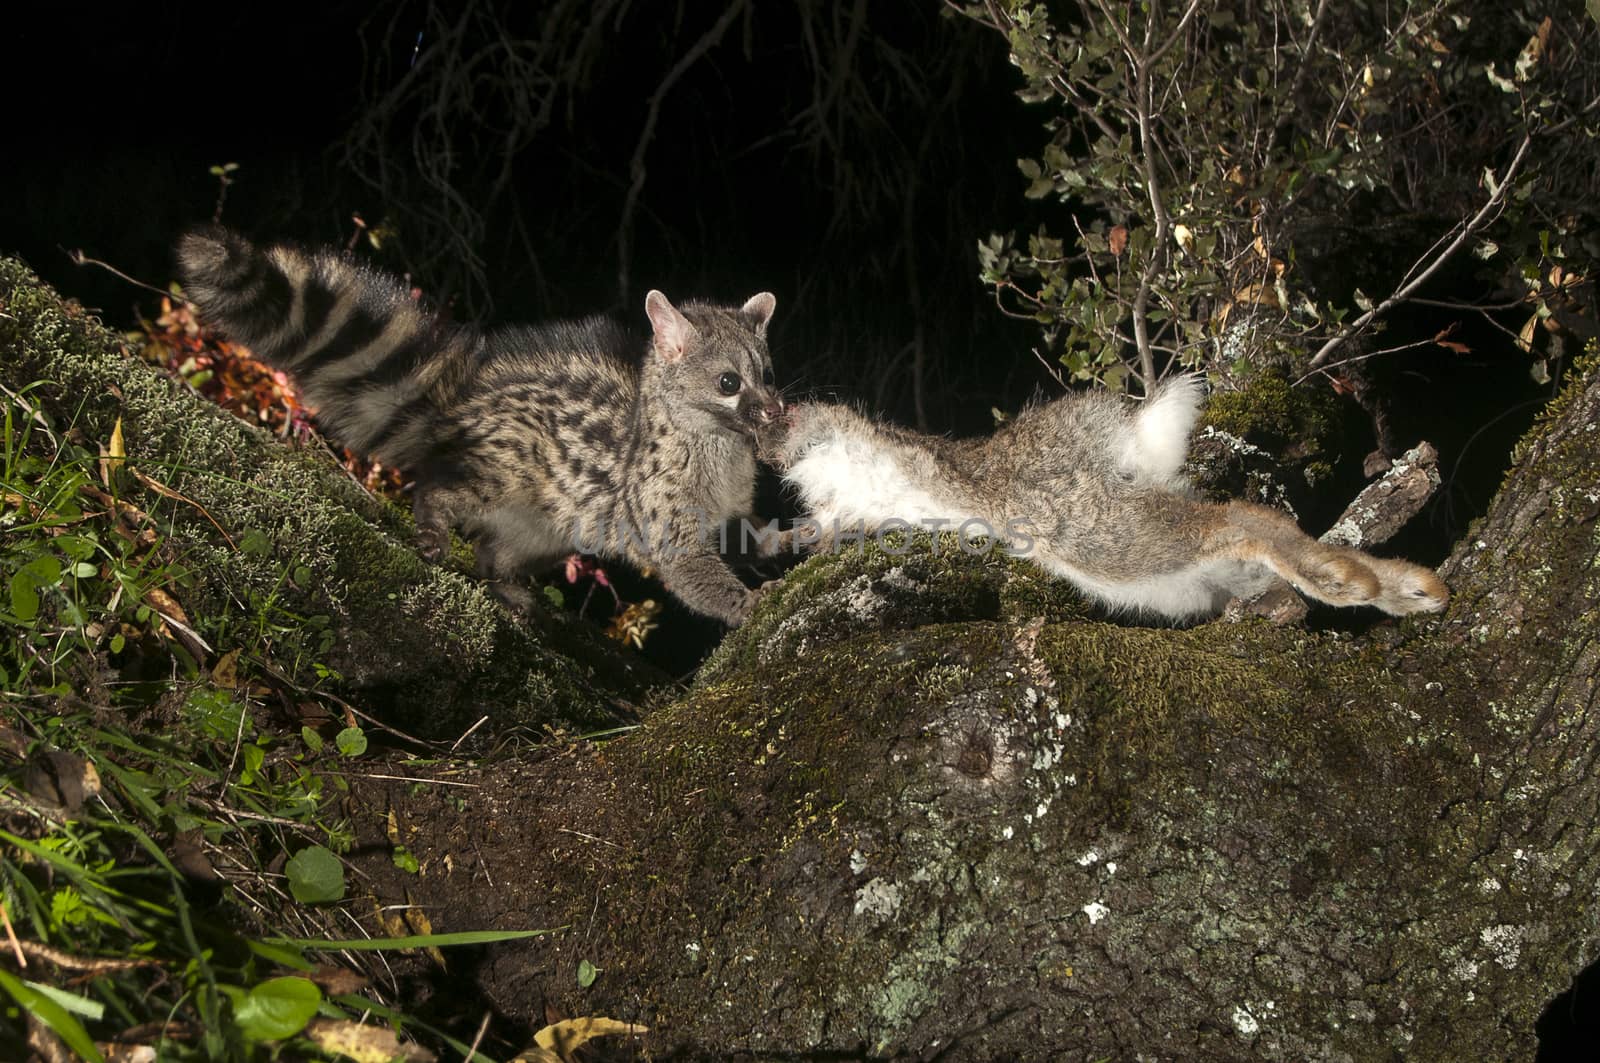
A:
[175, 226, 477, 468]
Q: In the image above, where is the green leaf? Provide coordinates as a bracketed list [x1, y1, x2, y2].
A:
[241, 743, 265, 784]
[246, 939, 317, 971]
[22, 979, 106, 1020]
[22, 556, 62, 585]
[578, 959, 599, 987]
[0, 968, 104, 1062]
[301, 726, 324, 753]
[56, 534, 97, 561]
[392, 846, 420, 874]
[239, 529, 272, 556]
[542, 584, 565, 609]
[10, 572, 40, 622]
[231, 976, 322, 1042]
[284, 844, 345, 904]
[335, 726, 367, 757]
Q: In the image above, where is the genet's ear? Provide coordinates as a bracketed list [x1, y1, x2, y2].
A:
[741, 292, 776, 334]
[645, 290, 692, 364]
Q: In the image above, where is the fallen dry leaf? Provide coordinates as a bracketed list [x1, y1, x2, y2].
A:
[144, 586, 188, 625]
[512, 1016, 649, 1063]
[309, 964, 370, 997]
[211, 648, 241, 689]
[305, 1018, 435, 1063]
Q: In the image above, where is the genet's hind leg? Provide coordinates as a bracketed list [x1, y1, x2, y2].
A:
[470, 506, 574, 619]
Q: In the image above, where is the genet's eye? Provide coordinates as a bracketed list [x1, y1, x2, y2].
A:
[761, 367, 775, 387]
[718, 372, 742, 396]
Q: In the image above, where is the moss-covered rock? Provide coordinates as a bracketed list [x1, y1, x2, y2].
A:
[701, 531, 1094, 684]
[1203, 367, 1340, 454]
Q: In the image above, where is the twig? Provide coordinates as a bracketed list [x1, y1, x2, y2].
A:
[1306, 133, 1534, 369]
[64, 250, 175, 302]
[218, 691, 250, 803]
[1090, 0, 1200, 391]
[449, 714, 490, 753]
[558, 827, 622, 849]
[248, 655, 443, 752]
[13, 939, 161, 973]
[0, 902, 25, 967]
[0, 379, 53, 430]
[1292, 334, 1443, 387]
[1319, 442, 1441, 549]
[128, 467, 239, 550]
[347, 772, 481, 788]
[464, 1010, 492, 1063]
[1265, 0, 1331, 156]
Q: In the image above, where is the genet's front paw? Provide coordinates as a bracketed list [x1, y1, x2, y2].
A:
[417, 525, 450, 563]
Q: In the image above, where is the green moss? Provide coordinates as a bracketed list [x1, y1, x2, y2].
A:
[700, 532, 1094, 685]
[1203, 367, 1340, 455]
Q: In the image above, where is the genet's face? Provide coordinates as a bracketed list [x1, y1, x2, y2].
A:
[695, 353, 784, 440]
[651, 290, 784, 441]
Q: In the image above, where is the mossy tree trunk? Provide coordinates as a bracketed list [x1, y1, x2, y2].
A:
[353, 364, 1600, 1058]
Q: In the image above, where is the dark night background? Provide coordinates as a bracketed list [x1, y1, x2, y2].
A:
[0, 2, 1052, 427]
[0, 2, 1553, 536]
[1, 3, 1589, 1053]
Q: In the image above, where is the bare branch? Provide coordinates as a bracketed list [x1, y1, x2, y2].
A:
[1306, 132, 1534, 369]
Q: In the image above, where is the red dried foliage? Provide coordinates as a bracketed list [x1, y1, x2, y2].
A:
[134, 296, 408, 500]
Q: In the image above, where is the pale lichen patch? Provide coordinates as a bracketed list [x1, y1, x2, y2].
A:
[854, 877, 903, 920]
[1479, 924, 1526, 969]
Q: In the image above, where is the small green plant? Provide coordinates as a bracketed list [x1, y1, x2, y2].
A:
[0, 382, 543, 1060]
[208, 161, 240, 223]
